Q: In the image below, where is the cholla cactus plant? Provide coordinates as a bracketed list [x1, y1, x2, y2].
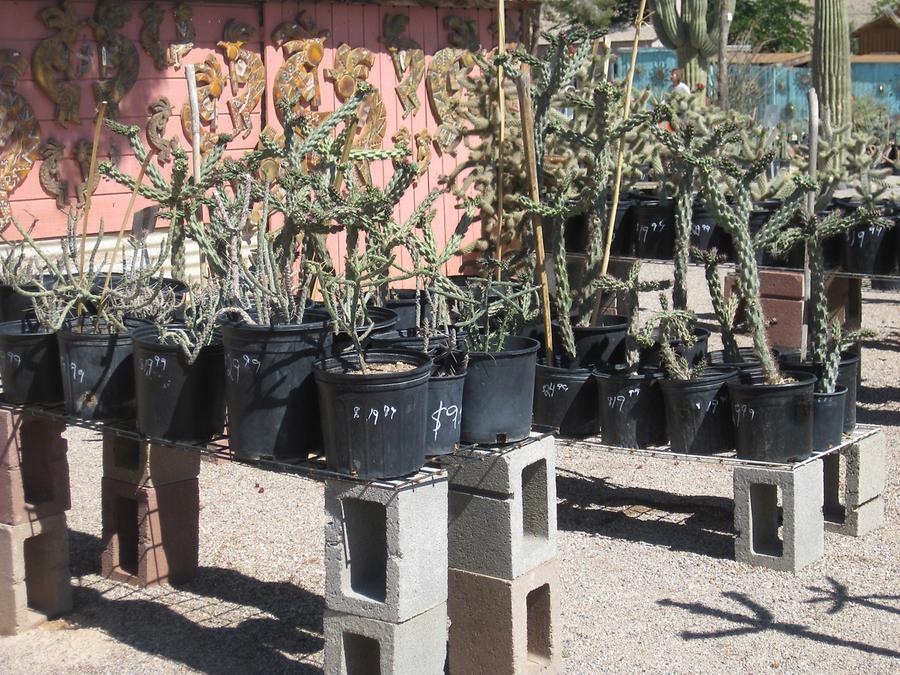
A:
[692, 247, 741, 362]
[637, 294, 704, 380]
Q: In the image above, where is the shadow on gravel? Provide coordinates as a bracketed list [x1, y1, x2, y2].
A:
[856, 384, 900, 426]
[555, 469, 734, 560]
[806, 577, 900, 617]
[659, 591, 900, 659]
[67, 530, 324, 674]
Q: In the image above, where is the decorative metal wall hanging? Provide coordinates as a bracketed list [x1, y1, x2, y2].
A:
[180, 55, 227, 155]
[379, 15, 425, 118]
[219, 20, 265, 138]
[488, 12, 522, 47]
[33, 1, 82, 127]
[427, 16, 480, 155]
[91, 0, 138, 119]
[414, 129, 432, 177]
[139, 3, 166, 71]
[39, 138, 68, 208]
[146, 97, 178, 164]
[325, 44, 386, 184]
[272, 12, 329, 124]
[167, 2, 196, 70]
[0, 50, 42, 222]
[74, 41, 93, 78]
[74, 137, 100, 206]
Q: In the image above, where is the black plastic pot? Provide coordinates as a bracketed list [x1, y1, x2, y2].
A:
[749, 210, 804, 269]
[533, 364, 599, 438]
[132, 325, 226, 442]
[379, 290, 432, 331]
[633, 201, 676, 260]
[222, 319, 332, 460]
[425, 369, 466, 456]
[727, 371, 816, 463]
[596, 367, 666, 448]
[56, 320, 135, 420]
[0, 319, 64, 404]
[0, 275, 56, 322]
[813, 386, 847, 452]
[566, 316, 629, 368]
[691, 204, 731, 258]
[640, 327, 710, 368]
[778, 350, 859, 433]
[331, 307, 399, 356]
[368, 328, 449, 354]
[660, 368, 738, 454]
[843, 221, 896, 275]
[315, 349, 432, 479]
[460, 336, 539, 445]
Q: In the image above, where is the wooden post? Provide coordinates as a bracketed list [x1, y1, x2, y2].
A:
[184, 65, 202, 183]
[801, 88, 820, 361]
[516, 67, 554, 364]
[76, 101, 107, 322]
[495, 0, 507, 281]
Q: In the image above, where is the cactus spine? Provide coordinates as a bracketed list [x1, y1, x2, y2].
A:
[812, 0, 851, 135]
[651, 0, 722, 89]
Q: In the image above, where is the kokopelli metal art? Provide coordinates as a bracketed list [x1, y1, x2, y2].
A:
[74, 137, 99, 206]
[219, 19, 265, 138]
[271, 11, 329, 124]
[146, 97, 178, 164]
[379, 14, 425, 118]
[32, 0, 82, 127]
[427, 16, 480, 155]
[0, 50, 41, 224]
[180, 56, 227, 155]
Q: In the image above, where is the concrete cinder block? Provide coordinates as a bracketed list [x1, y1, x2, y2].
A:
[825, 496, 884, 537]
[0, 411, 69, 525]
[102, 433, 201, 487]
[324, 602, 448, 675]
[448, 435, 556, 579]
[822, 430, 886, 538]
[733, 459, 824, 573]
[324, 476, 448, 623]
[0, 513, 72, 635]
[846, 430, 885, 507]
[448, 558, 561, 675]
[100, 477, 199, 587]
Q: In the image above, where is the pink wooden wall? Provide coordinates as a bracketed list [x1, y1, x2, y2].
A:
[2, 0, 521, 278]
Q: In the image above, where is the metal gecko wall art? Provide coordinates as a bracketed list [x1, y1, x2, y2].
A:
[74, 137, 99, 206]
[325, 43, 386, 184]
[180, 55, 228, 155]
[0, 50, 42, 223]
[91, 0, 138, 119]
[32, 0, 82, 128]
[427, 16, 480, 155]
[271, 11, 329, 125]
[218, 20, 265, 139]
[167, 2, 196, 69]
[146, 97, 178, 164]
[379, 14, 425, 118]
[39, 138, 67, 209]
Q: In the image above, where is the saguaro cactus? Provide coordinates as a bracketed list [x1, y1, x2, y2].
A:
[651, 0, 723, 89]
[812, 0, 851, 134]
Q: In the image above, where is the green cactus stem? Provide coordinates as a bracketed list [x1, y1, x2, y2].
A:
[812, 0, 851, 135]
[651, 0, 723, 89]
[693, 247, 741, 362]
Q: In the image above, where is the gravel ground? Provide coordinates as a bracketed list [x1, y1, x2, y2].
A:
[0, 265, 898, 674]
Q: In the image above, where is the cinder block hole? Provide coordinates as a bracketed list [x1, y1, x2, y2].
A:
[24, 533, 61, 615]
[522, 459, 549, 542]
[113, 439, 141, 471]
[342, 632, 381, 675]
[823, 453, 847, 524]
[115, 497, 140, 576]
[342, 499, 387, 603]
[749, 483, 783, 557]
[526, 583, 552, 667]
[20, 447, 53, 506]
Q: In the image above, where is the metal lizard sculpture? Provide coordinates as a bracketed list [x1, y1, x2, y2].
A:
[39, 138, 67, 209]
[379, 14, 425, 118]
[91, 0, 139, 119]
[74, 137, 99, 206]
[32, 0, 81, 127]
[180, 55, 227, 155]
[146, 97, 178, 164]
[218, 19, 265, 139]
[0, 50, 41, 225]
[271, 11, 329, 125]
[427, 16, 480, 155]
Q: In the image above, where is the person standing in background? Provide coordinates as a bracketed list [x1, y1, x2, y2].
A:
[670, 68, 691, 95]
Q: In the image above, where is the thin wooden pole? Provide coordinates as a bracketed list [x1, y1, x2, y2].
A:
[495, 0, 507, 281]
[185, 65, 202, 182]
[592, 0, 647, 321]
[76, 101, 108, 322]
[516, 66, 554, 364]
[801, 88, 819, 361]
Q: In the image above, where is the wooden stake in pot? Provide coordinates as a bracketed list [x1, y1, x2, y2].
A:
[76, 101, 108, 323]
[801, 88, 820, 361]
[495, 0, 507, 281]
[184, 64, 202, 182]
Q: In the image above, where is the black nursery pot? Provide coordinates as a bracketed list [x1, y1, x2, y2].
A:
[640, 327, 710, 369]
[56, 320, 135, 420]
[379, 290, 432, 332]
[660, 368, 738, 454]
[425, 369, 466, 456]
[749, 210, 804, 269]
[778, 350, 859, 433]
[368, 328, 450, 354]
[843, 221, 896, 275]
[0, 275, 56, 322]
[596, 367, 666, 449]
[813, 386, 847, 452]
[691, 204, 731, 258]
[566, 315, 628, 368]
[460, 336, 539, 445]
[0, 319, 64, 405]
[131, 325, 226, 442]
[222, 318, 332, 460]
[633, 200, 676, 260]
[314, 349, 432, 479]
[330, 306, 399, 356]
[727, 370, 816, 463]
[532, 363, 599, 438]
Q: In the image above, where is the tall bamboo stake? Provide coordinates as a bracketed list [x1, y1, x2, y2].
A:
[593, 0, 647, 320]
[516, 67, 554, 364]
[495, 0, 507, 281]
[185, 64, 202, 182]
[801, 88, 820, 361]
[76, 101, 108, 323]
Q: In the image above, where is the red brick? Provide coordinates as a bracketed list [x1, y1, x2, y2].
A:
[761, 297, 805, 350]
[0, 411, 69, 526]
[100, 477, 199, 587]
[759, 270, 806, 300]
[102, 433, 201, 487]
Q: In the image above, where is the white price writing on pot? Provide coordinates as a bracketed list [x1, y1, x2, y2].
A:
[226, 354, 261, 383]
[430, 399, 461, 440]
[541, 382, 570, 398]
[143, 355, 167, 377]
[607, 388, 641, 411]
[732, 403, 756, 424]
[69, 361, 84, 383]
[352, 404, 398, 426]
[5, 352, 21, 369]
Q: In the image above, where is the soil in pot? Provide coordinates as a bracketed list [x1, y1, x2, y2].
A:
[461, 336, 539, 445]
[728, 370, 816, 463]
[223, 318, 332, 460]
[0, 319, 64, 404]
[640, 327, 710, 369]
[660, 367, 737, 454]
[533, 363, 599, 438]
[813, 386, 847, 452]
[778, 350, 859, 433]
[314, 349, 432, 479]
[633, 200, 676, 260]
[132, 325, 226, 442]
[57, 320, 135, 420]
[596, 367, 666, 448]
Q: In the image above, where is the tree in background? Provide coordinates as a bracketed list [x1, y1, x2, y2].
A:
[730, 0, 811, 52]
[546, 0, 618, 29]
